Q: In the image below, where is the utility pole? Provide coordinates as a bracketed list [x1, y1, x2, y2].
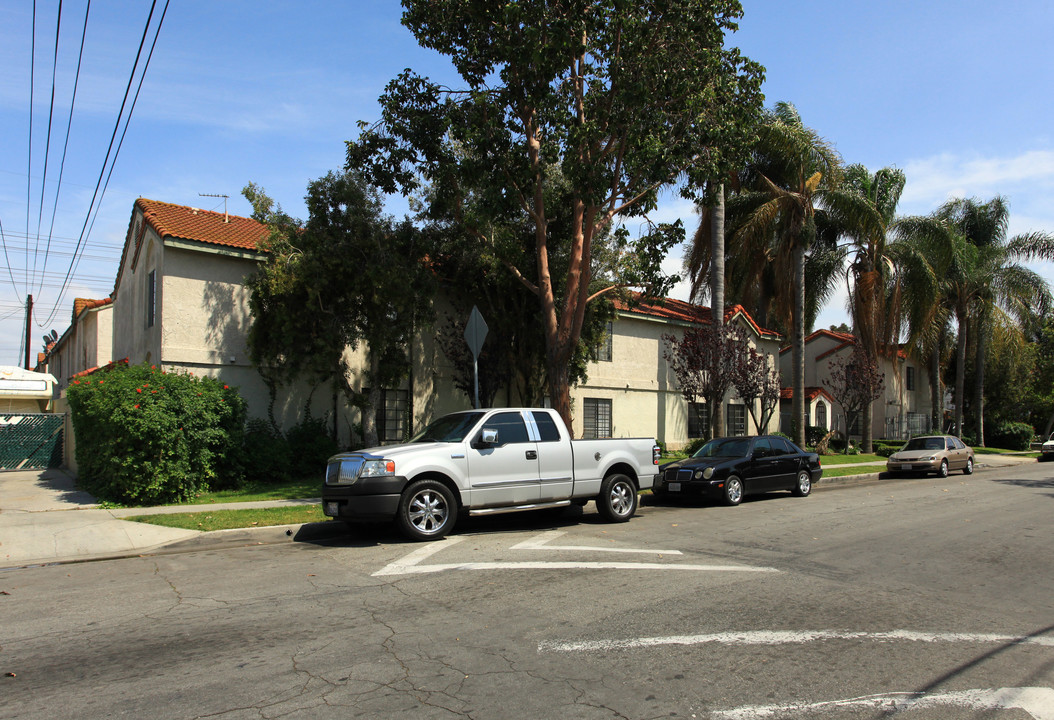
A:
[24, 294, 33, 370]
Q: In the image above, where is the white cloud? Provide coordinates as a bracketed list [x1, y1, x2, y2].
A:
[901, 149, 1054, 221]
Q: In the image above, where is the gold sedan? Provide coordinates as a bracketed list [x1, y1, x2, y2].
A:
[886, 435, 974, 477]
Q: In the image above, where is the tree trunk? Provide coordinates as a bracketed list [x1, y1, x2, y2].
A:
[363, 352, 382, 448]
[792, 244, 806, 448]
[954, 311, 967, 439]
[711, 183, 726, 438]
[974, 314, 986, 447]
[861, 398, 873, 453]
[547, 349, 574, 438]
[930, 343, 942, 434]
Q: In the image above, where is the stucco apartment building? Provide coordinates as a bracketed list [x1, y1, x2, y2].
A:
[778, 329, 934, 441]
[36, 297, 113, 395]
[575, 297, 784, 447]
[41, 197, 794, 450]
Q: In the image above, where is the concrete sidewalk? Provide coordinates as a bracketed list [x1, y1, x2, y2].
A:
[0, 468, 328, 569]
[0, 453, 1040, 569]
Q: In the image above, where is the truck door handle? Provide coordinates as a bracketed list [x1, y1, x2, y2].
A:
[525, 450, 538, 460]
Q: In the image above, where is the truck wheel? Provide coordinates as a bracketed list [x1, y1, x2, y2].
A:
[397, 479, 456, 541]
[597, 473, 637, 523]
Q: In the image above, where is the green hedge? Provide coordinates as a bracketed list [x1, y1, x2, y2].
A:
[67, 363, 246, 505]
[242, 415, 337, 484]
[986, 422, 1034, 451]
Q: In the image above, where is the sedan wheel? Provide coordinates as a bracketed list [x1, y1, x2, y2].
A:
[723, 475, 743, 506]
[963, 456, 974, 475]
[792, 470, 812, 497]
[937, 459, 949, 478]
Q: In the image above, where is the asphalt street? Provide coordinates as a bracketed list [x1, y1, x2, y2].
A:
[2, 461, 1053, 719]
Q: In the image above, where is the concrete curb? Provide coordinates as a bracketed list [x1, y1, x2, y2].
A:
[3, 454, 1039, 569]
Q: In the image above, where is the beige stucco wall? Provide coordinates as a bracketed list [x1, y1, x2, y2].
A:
[783, 336, 933, 439]
[112, 212, 163, 366]
[572, 312, 783, 449]
[47, 304, 113, 391]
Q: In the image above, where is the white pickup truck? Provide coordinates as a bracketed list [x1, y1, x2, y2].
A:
[322, 407, 660, 540]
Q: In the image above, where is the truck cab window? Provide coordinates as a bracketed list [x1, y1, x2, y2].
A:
[481, 412, 530, 445]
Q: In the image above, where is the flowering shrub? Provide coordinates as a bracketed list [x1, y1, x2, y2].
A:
[67, 363, 246, 505]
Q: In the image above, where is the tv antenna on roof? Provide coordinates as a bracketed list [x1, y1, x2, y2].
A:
[199, 193, 230, 223]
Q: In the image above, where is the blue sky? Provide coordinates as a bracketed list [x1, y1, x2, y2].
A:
[2, 0, 1052, 366]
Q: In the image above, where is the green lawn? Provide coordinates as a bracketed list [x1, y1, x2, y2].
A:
[181, 477, 321, 505]
[128, 505, 327, 531]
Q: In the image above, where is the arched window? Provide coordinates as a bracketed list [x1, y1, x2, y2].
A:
[816, 401, 828, 430]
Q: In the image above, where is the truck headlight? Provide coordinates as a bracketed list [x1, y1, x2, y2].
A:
[360, 459, 396, 478]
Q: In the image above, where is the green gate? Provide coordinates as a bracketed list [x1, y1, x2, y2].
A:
[0, 414, 64, 470]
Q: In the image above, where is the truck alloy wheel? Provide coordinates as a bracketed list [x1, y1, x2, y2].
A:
[597, 473, 637, 522]
[397, 479, 456, 541]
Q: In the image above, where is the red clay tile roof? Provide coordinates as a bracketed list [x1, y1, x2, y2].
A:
[135, 198, 270, 251]
[73, 296, 113, 320]
[614, 294, 781, 339]
[780, 386, 835, 403]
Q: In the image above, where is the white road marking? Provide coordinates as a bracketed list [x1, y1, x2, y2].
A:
[510, 530, 683, 555]
[710, 687, 1054, 720]
[539, 629, 1054, 653]
[373, 536, 775, 577]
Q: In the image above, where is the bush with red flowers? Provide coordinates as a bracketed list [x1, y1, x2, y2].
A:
[67, 363, 246, 505]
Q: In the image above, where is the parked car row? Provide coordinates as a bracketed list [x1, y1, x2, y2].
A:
[322, 410, 985, 542]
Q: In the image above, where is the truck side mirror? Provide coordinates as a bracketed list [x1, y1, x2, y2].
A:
[476, 428, 499, 447]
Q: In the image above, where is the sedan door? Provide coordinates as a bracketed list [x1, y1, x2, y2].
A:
[744, 438, 782, 491]
[467, 411, 541, 507]
[770, 437, 804, 489]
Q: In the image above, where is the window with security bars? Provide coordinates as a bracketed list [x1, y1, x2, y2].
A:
[726, 404, 746, 436]
[688, 402, 709, 439]
[582, 398, 612, 438]
[815, 402, 828, 430]
[596, 321, 613, 362]
[146, 270, 156, 328]
[376, 389, 408, 442]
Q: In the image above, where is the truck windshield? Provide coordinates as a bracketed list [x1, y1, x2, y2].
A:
[411, 412, 485, 443]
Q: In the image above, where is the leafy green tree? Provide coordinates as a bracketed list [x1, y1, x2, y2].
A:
[426, 165, 616, 408]
[243, 172, 434, 447]
[348, 0, 764, 432]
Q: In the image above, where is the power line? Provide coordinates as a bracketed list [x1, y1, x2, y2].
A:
[24, 0, 37, 297]
[42, 0, 169, 328]
[31, 0, 63, 295]
[38, 0, 90, 300]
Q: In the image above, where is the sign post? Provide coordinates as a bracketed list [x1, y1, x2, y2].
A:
[463, 306, 489, 409]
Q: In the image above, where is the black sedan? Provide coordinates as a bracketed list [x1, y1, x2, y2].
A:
[654, 435, 822, 506]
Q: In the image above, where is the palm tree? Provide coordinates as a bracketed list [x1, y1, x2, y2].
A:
[831, 165, 905, 451]
[895, 197, 1054, 443]
[690, 103, 886, 447]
